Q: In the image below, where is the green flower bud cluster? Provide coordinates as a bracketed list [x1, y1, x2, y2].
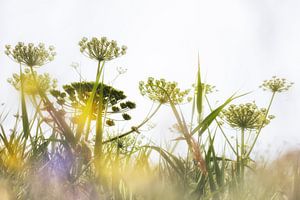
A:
[78, 37, 127, 62]
[50, 81, 135, 125]
[221, 103, 274, 130]
[5, 42, 56, 67]
[139, 77, 190, 104]
[7, 70, 57, 95]
[106, 119, 115, 126]
[260, 76, 294, 93]
[122, 113, 131, 120]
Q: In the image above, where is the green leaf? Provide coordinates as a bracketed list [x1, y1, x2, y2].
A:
[20, 68, 30, 140]
[0, 125, 13, 155]
[192, 93, 249, 136]
[196, 55, 204, 120]
[191, 174, 206, 198]
[144, 145, 185, 176]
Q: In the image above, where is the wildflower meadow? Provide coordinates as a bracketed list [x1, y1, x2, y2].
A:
[0, 36, 298, 200]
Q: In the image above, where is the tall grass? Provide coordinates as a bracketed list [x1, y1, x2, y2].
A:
[0, 38, 296, 200]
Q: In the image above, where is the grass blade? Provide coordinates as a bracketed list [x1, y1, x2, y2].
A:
[20, 67, 30, 141]
[192, 93, 249, 136]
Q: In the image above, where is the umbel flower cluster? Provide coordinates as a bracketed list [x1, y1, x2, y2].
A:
[139, 77, 190, 104]
[7, 70, 57, 95]
[50, 81, 136, 125]
[221, 103, 275, 130]
[260, 76, 294, 93]
[5, 42, 56, 67]
[78, 37, 127, 62]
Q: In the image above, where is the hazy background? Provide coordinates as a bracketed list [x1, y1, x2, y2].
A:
[0, 0, 299, 159]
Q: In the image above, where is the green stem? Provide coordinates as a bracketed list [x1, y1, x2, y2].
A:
[84, 116, 92, 141]
[31, 96, 57, 131]
[246, 92, 276, 158]
[29, 67, 76, 147]
[205, 96, 237, 156]
[241, 128, 245, 181]
[75, 60, 105, 141]
[94, 61, 105, 162]
[235, 136, 240, 177]
[19, 65, 30, 156]
[103, 104, 161, 144]
[94, 99, 103, 159]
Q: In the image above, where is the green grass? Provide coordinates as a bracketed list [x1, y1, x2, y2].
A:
[0, 38, 297, 200]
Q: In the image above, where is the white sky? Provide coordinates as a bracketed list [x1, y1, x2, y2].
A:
[0, 0, 299, 159]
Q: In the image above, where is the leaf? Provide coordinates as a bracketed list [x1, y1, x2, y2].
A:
[191, 173, 206, 198]
[209, 133, 223, 187]
[0, 125, 13, 155]
[144, 145, 185, 176]
[196, 55, 204, 120]
[20, 68, 30, 140]
[192, 92, 249, 136]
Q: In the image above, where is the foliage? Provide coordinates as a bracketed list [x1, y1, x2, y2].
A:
[0, 37, 296, 200]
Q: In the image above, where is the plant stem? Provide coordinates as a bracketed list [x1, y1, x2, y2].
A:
[102, 104, 161, 144]
[246, 91, 276, 158]
[75, 60, 105, 141]
[84, 116, 92, 140]
[241, 127, 245, 181]
[205, 96, 237, 156]
[94, 99, 103, 159]
[94, 61, 106, 177]
[29, 67, 76, 147]
[19, 65, 30, 156]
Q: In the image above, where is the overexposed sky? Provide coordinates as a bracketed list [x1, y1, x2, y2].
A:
[0, 0, 299, 158]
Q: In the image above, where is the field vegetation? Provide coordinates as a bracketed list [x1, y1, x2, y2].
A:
[0, 37, 298, 200]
